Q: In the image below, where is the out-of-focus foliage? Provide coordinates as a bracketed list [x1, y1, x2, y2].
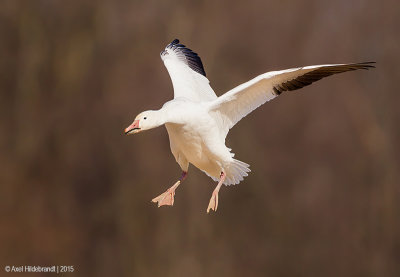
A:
[1, 0, 399, 276]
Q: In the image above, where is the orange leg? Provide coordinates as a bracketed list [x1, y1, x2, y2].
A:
[152, 171, 187, 207]
[207, 172, 226, 213]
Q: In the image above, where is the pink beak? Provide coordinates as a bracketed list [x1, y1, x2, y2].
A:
[124, 120, 140, 135]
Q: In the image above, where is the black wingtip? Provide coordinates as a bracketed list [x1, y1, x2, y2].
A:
[164, 39, 207, 77]
[171, 39, 180, 45]
[357, 61, 376, 69]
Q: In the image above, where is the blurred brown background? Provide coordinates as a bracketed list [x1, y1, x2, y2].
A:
[1, 0, 399, 276]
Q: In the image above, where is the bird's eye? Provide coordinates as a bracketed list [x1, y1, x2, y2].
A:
[144, 117, 147, 120]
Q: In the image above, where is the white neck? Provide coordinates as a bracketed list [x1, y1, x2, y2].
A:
[154, 104, 181, 125]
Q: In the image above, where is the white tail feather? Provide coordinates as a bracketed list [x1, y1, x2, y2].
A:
[202, 159, 251, 185]
[224, 159, 251, 185]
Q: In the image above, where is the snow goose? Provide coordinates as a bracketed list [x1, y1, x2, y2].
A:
[124, 39, 375, 213]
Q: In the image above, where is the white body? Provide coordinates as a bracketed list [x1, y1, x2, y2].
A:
[162, 99, 248, 185]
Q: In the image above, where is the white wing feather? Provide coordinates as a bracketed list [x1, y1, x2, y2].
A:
[161, 40, 217, 102]
[209, 63, 375, 138]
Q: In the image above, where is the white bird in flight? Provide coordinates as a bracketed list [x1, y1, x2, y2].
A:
[125, 39, 374, 213]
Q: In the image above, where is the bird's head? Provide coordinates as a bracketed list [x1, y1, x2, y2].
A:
[124, 110, 158, 135]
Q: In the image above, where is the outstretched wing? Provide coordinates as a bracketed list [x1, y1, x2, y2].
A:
[161, 39, 217, 102]
[209, 62, 375, 137]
